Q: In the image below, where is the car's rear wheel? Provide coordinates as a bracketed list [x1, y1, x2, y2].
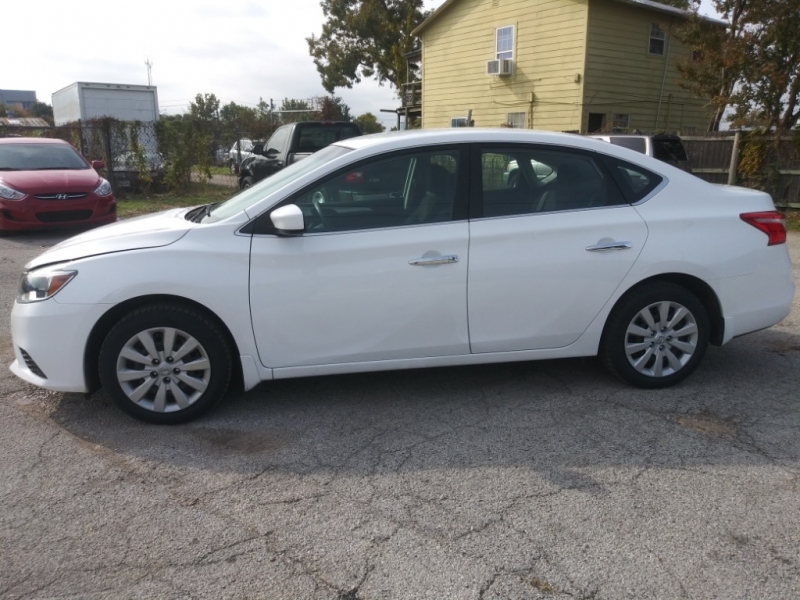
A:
[99, 304, 232, 424]
[241, 176, 254, 190]
[600, 282, 709, 388]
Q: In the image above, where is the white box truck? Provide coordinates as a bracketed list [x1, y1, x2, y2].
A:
[52, 82, 159, 126]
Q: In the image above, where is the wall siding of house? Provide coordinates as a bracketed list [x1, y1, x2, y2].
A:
[420, 0, 588, 132]
[582, 0, 713, 134]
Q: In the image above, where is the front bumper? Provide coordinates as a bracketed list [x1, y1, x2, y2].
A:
[0, 195, 116, 231]
[9, 298, 111, 393]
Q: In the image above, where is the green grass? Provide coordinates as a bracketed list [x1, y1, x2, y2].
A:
[116, 187, 234, 219]
[785, 209, 800, 232]
[207, 165, 232, 176]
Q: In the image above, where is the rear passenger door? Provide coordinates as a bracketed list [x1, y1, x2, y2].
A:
[467, 144, 650, 353]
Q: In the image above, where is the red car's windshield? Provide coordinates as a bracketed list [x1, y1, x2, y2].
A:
[0, 144, 90, 171]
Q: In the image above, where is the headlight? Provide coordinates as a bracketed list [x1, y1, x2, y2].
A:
[0, 181, 26, 201]
[94, 178, 113, 197]
[17, 268, 77, 303]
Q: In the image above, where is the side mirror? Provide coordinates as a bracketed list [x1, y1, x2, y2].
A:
[91, 160, 105, 169]
[266, 147, 280, 159]
[270, 204, 304, 234]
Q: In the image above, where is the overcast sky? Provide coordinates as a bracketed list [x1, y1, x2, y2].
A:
[5, 0, 718, 129]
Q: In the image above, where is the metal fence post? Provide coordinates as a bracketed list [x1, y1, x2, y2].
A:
[102, 118, 118, 195]
[728, 130, 741, 186]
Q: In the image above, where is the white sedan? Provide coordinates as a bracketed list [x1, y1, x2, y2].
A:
[9, 129, 795, 423]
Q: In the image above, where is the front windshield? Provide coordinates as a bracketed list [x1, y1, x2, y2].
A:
[0, 143, 90, 171]
[209, 144, 353, 220]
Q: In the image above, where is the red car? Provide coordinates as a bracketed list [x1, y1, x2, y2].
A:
[0, 137, 116, 231]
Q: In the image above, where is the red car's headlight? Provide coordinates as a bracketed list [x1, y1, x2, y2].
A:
[0, 181, 26, 201]
[94, 178, 113, 197]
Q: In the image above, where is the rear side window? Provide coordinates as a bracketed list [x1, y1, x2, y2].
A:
[653, 138, 689, 162]
[296, 125, 360, 153]
[604, 157, 664, 203]
[476, 145, 625, 218]
[609, 137, 647, 154]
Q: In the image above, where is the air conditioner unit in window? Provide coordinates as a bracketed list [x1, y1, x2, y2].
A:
[487, 59, 513, 76]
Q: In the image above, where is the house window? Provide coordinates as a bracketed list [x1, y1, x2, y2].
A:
[496, 26, 514, 60]
[611, 113, 630, 132]
[649, 23, 665, 55]
[451, 117, 468, 128]
[506, 112, 526, 128]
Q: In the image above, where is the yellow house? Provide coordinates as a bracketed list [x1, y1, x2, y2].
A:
[411, 0, 721, 133]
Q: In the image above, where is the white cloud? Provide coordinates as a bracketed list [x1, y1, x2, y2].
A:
[4, 0, 414, 128]
[4, 0, 721, 129]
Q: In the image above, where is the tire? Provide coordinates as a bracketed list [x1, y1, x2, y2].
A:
[241, 176, 254, 190]
[600, 282, 709, 388]
[99, 304, 232, 424]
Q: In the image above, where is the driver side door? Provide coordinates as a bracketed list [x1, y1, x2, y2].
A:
[249, 146, 471, 369]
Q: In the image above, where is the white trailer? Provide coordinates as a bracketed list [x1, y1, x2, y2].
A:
[52, 82, 159, 126]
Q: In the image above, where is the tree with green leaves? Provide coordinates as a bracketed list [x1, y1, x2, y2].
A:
[729, 1, 800, 132]
[189, 93, 220, 122]
[675, 0, 800, 133]
[354, 112, 385, 134]
[307, 0, 428, 93]
[30, 101, 54, 125]
[314, 96, 352, 121]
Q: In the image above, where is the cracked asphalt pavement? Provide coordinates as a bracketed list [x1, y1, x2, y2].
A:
[1, 228, 799, 599]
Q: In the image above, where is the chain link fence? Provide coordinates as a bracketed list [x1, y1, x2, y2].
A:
[4, 120, 799, 208]
[0, 118, 241, 196]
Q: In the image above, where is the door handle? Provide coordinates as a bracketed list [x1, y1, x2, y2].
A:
[409, 255, 459, 266]
[585, 241, 632, 252]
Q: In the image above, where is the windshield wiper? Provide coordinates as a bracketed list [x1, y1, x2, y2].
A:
[199, 202, 219, 222]
[185, 203, 219, 223]
[185, 205, 206, 222]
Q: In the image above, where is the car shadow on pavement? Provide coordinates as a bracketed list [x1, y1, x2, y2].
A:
[0, 225, 97, 247]
[30, 327, 800, 486]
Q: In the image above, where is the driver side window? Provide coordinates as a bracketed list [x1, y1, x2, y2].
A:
[293, 149, 460, 233]
[266, 127, 290, 152]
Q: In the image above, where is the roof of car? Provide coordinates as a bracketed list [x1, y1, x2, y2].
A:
[336, 128, 610, 152]
[0, 137, 70, 145]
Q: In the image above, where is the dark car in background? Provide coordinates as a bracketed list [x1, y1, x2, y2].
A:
[0, 138, 116, 231]
[237, 122, 361, 189]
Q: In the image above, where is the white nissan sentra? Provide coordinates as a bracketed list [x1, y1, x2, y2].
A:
[9, 130, 795, 423]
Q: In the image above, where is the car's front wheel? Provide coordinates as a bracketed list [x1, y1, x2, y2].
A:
[99, 304, 232, 424]
[600, 282, 710, 388]
[241, 176, 254, 190]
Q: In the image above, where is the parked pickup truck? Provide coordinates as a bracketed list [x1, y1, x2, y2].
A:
[237, 121, 361, 189]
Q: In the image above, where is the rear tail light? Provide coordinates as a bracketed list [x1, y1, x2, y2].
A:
[740, 211, 787, 246]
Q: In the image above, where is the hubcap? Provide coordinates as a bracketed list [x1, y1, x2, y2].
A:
[624, 301, 698, 378]
[115, 327, 211, 413]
